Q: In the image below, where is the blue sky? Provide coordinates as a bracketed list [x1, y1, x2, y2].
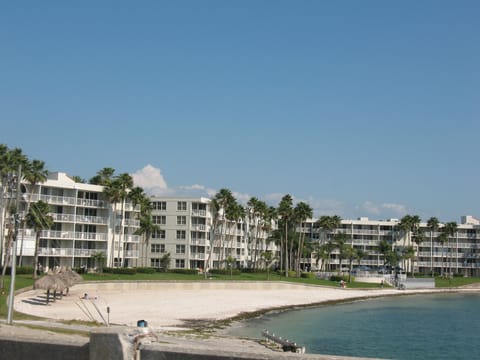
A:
[1, 1, 479, 222]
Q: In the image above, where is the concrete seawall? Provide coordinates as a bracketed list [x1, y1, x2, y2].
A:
[0, 325, 378, 360]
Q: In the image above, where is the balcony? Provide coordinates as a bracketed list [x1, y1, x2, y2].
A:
[191, 239, 207, 246]
[123, 250, 139, 258]
[192, 209, 207, 216]
[191, 224, 206, 231]
[123, 234, 141, 243]
[74, 248, 106, 257]
[39, 247, 74, 256]
[118, 218, 140, 227]
[76, 215, 108, 225]
[190, 253, 206, 260]
[76, 198, 107, 208]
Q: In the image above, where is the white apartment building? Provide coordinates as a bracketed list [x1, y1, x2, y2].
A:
[301, 216, 480, 277]
[147, 197, 277, 271]
[3, 171, 478, 277]
[10, 172, 140, 271]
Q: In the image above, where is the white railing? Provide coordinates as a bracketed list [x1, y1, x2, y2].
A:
[76, 198, 107, 208]
[76, 215, 108, 225]
[123, 250, 139, 258]
[124, 218, 140, 227]
[191, 239, 207, 245]
[192, 224, 206, 231]
[38, 247, 74, 256]
[74, 248, 104, 257]
[192, 209, 207, 216]
[190, 253, 206, 260]
[123, 234, 141, 243]
[75, 232, 108, 241]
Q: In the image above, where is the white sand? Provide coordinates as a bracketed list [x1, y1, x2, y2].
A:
[14, 281, 464, 330]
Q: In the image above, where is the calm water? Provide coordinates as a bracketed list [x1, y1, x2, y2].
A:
[226, 293, 480, 359]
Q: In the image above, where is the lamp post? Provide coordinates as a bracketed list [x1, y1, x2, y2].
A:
[7, 164, 21, 325]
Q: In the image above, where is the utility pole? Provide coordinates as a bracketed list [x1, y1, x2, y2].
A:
[7, 164, 21, 325]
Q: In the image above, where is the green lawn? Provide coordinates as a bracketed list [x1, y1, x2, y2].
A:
[435, 276, 480, 288]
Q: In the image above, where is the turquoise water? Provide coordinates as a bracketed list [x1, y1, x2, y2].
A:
[227, 293, 480, 359]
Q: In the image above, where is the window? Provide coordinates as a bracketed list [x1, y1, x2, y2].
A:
[176, 230, 186, 240]
[151, 258, 160, 268]
[152, 215, 166, 225]
[177, 216, 187, 225]
[151, 244, 165, 253]
[152, 229, 166, 239]
[177, 201, 187, 211]
[175, 259, 185, 268]
[152, 201, 166, 211]
[176, 245, 185, 254]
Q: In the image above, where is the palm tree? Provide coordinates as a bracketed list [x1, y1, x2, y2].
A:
[334, 232, 348, 272]
[411, 228, 425, 276]
[437, 232, 448, 277]
[213, 189, 235, 268]
[89, 167, 115, 185]
[104, 177, 121, 267]
[91, 251, 106, 273]
[225, 255, 235, 279]
[443, 221, 458, 277]
[427, 217, 439, 276]
[293, 202, 313, 277]
[0, 146, 28, 269]
[378, 239, 392, 270]
[19, 159, 49, 266]
[25, 200, 53, 281]
[116, 173, 134, 267]
[261, 250, 275, 280]
[277, 195, 293, 277]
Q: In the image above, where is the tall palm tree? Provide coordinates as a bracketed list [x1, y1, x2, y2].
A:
[0, 146, 28, 269]
[213, 189, 235, 268]
[104, 177, 121, 267]
[426, 217, 439, 276]
[293, 202, 313, 276]
[334, 232, 348, 272]
[277, 194, 293, 277]
[25, 200, 53, 280]
[19, 159, 49, 266]
[115, 173, 134, 267]
[411, 228, 425, 276]
[443, 221, 458, 276]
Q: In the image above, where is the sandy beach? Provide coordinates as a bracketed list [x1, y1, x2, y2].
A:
[14, 281, 466, 331]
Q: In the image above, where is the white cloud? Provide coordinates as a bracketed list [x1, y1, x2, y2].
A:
[131, 165, 171, 195]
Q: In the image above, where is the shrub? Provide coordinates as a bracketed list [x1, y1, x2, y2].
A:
[170, 269, 198, 275]
[103, 267, 137, 275]
[136, 267, 156, 274]
[330, 274, 349, 282]
[301, 272, 315, 279]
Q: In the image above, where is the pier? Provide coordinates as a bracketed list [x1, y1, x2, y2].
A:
[262, 329, 306, 353]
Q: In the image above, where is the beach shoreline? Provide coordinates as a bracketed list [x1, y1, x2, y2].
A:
[14, 281, 480, 332]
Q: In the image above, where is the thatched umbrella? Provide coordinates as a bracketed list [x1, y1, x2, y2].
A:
[34, 274, 66, 304]
[56, 269, 82, 295]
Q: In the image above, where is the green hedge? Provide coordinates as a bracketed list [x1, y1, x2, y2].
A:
[103, 267, 137, 275]
[209, 269, 241, 276]
[3, 266, 34, 275]
[330, 274, 350, 282]
[169, 269, 198, 275]
[136, 267, 156, 274]
[301, 272, 316, 279]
